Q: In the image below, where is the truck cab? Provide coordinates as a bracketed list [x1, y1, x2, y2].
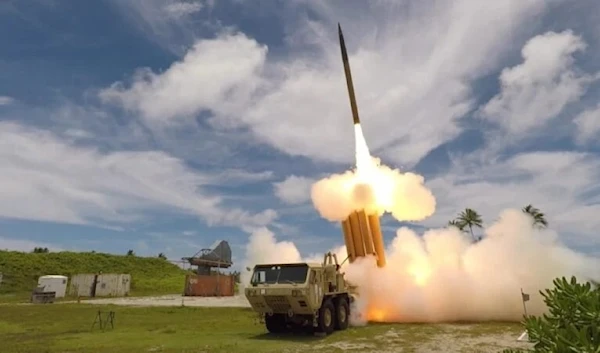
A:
[245, 252, 352, 334]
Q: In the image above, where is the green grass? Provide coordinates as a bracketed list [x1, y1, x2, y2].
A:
[0, 250, 189, 302]
[0, 304, 529, 353]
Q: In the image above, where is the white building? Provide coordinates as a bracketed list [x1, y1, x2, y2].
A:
[37, 275, 68, 298]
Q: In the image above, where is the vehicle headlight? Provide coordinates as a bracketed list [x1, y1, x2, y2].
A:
[246, 289, 256, 296]
[292, 289, 304, 297]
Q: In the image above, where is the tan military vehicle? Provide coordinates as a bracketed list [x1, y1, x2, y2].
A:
[245, 252, 354, 334]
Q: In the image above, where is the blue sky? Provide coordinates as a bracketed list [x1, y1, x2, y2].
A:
[2, 0, 600, 269]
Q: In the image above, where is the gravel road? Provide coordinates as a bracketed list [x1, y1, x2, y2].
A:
[71, 294, 251, 307]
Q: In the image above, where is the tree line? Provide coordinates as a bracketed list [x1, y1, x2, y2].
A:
[447, 204, 548, 242]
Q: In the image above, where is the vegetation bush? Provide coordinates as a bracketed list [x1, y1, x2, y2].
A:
[0, 250, 190, 297]
[502, 276, 600, 353]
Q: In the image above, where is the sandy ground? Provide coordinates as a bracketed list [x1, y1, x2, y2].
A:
[68, 294, 252, 307]
[310, 326, 533, 353]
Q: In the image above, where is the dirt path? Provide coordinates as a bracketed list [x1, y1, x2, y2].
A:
[67, 294, 251, 307]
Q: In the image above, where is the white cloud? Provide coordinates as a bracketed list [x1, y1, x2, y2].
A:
[0, 121, 277, 229]
[423, 151, 600, 248]
[480, 30, 598, 134]
[164, 1, 203, 18]
[107, 0, 216, 55]
[101, 0, 556, 167]
[99, 32, 268, 126]
[0, 96, 15, 105]
[0, 236, 63, 252]
[574, 103, 600, 144]
[273, 175, 315, 205]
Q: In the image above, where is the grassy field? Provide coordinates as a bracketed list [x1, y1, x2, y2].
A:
[0, 303, 531, 353]
[0, 250, 189, 302]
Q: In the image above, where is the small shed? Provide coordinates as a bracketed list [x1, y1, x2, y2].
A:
[69, 274, 96, 297]
[37, 275, 68, 298]
[69, 273, 131, 297]
[95, 274, 131, 297]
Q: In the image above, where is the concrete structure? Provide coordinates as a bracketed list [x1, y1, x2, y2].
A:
[37, 275, 68, 298]
[69, 273, 131, 297]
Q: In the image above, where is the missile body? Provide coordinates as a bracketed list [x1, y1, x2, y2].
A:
[338, 23, 361, 126]
[337, 23, 387, 268]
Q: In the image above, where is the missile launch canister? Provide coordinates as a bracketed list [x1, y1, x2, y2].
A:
[337, 23, 387, 268]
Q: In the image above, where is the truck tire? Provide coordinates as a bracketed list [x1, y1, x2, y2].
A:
[316, 298, 335, 334]
[265, 313, 287, 334]
[335, 297, 349, 330]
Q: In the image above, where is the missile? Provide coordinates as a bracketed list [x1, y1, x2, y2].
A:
[338, 23, 361, 125]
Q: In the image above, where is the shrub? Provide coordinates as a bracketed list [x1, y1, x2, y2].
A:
[502, 276, 599, 353]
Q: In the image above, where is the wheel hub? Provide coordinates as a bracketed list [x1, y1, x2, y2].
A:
[339, 305, 347, 323]
[324, 309, 332, 327]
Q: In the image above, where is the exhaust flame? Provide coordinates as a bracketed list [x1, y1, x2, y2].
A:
[311, 124, 436, 222]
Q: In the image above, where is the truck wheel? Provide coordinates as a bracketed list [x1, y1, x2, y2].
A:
[265, 313, 287, 334]
[316, 298, 335, 334]
[335, 297, 349, 330]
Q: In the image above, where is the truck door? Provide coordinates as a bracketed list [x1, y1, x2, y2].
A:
[311, 270, 323, 306]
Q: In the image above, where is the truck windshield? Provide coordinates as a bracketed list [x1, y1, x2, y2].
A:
[251, 264, 308, 285]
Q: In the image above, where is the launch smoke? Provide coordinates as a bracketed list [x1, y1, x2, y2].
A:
[311, 125, 436, 222]
[243, 209, 600, 323]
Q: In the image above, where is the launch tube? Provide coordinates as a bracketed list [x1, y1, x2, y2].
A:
[357, 210, 375, 255]
[342, 219, 356, 263]
[368, 214, 386, 267]
[348, 211, 366, 257]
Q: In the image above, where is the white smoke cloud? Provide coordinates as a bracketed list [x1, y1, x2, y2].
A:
[344, 209, 600, 323]
[240, 228, 349, 288]
[240, 227, 302, 286]
[241, 209, 599, 323]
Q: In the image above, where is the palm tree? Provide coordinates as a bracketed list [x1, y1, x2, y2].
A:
[447, 219, 466, 232]
[455, 208, 483, 242]
[522, 204, 548, 229]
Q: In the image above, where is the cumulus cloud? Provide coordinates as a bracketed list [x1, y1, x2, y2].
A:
[573, 103, 600, 144]
[99, 32, 268, 125]
[424, 151, 600, 248]
[0, 121, 277, 229]
[102, 0, 556, 167]
[273, 175, 315, 205]
[480, 30, 599, 133]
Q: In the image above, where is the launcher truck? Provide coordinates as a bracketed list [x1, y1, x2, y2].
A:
[244, 252, 355, 335]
